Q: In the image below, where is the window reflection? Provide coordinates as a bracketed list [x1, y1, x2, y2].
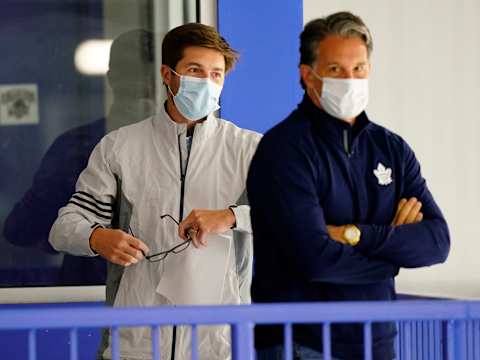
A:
[0, 1, 162, 287]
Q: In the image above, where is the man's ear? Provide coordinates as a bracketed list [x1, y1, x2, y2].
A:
[160, 65, 172, 86]
[300, 64, 315, 89]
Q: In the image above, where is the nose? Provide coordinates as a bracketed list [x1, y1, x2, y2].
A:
[343, 70, 355, 79]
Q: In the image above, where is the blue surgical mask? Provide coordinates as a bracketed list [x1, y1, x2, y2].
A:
[168, 68, 222, 120]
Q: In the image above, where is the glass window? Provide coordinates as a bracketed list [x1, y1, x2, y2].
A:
[0, 0, 202, 288]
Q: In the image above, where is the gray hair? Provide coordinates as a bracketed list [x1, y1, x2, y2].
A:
[300, 11, 373, 67]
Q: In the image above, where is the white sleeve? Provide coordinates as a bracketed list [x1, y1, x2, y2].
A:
[231, 197, 253, 303]
[49, 133, 118, 256]
[231, 131, 261, 234]
[231, 205, 252, 234]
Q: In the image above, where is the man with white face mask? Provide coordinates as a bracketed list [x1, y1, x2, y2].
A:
[248, 12, 450, 360]
[49, 23, 261, 360]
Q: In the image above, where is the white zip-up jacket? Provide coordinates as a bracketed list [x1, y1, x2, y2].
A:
[49, 106, 261, 360]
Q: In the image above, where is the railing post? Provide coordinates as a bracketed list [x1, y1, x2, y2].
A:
[474, 320, 480, 360]
[231, 322, 254, 360]
[69, 328, 78, 360]
[446, 320, 467, 360]
[322, 322, 331, 360]
[191, 324, 199, 360]
[283, 323, 293, 360]
[28, 329, 36, 360]
[152, 326, 161, 360]
[363, 322, 372, 360]
[403, 321, 412, 360]
[111, 326, 120, 360]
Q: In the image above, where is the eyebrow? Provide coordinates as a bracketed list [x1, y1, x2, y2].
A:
[185, 62, 225, 72]
[185, 62, 203, 68]
[326, 61, 368, 66]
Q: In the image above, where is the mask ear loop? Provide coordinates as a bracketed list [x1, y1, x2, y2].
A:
[166, 67, 181, 98]
[169, 67, 181, 77]
[310, 68, 323, 102]
[312, 87, 322, 103]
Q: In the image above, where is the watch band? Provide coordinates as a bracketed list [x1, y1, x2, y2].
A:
[228, 205, 238, 229]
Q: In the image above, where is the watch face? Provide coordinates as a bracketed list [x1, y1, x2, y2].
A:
[345, 228, 357, 240]
[344, 225, 360, 246]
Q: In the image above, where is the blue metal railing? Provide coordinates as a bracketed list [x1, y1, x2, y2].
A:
[0, 300, 479, 360]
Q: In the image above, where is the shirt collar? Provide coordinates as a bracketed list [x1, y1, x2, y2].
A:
[299, 94, 371, 146]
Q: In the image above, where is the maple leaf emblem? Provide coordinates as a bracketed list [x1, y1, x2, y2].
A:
[373, 162, 393, 186]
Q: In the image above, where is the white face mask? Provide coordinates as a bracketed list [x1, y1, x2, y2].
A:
[311, 71, 369, 121]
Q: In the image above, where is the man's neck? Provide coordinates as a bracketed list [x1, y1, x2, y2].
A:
[165, 97, 197, 131]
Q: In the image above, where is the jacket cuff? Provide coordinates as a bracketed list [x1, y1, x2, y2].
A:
[229, 205, 252, 234]
[82, 222, 100, 256]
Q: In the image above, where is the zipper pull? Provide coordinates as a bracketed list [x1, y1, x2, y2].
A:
[343, 129, 351, 157]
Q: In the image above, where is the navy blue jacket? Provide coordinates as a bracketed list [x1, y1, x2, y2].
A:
[247, 96, 450, 359]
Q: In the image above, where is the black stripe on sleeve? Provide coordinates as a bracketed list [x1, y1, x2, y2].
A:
[91, 223, 104, 231]
[71, 194, 113, 214]
[90, 222, 103, 229]
[68, 200, 113, 220]
[74, 191, 113, 207]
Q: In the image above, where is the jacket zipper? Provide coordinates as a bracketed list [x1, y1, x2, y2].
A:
[171, 131, 193, 360]
[178, 135, 186, 220]
[343, 129, 352, 158]
[342, 128, 362, 220]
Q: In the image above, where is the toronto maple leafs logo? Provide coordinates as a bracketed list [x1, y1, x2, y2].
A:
[1, 88, 35, 121]
[373, 162, 393, 186]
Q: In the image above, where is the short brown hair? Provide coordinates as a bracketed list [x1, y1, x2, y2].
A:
[162, 23, 239, 72]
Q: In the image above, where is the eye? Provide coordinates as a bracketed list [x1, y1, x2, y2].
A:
[211, 71, 223, 79]
[355, 64, 367, 72]
[187, 66, 200, 74]
[327, 65, 341, 73]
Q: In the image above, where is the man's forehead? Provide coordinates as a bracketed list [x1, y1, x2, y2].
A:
[317, 36, 369, 61]
[183, 61, 224, 71]
[178, 47, 226, 70]
[325, 60, 369, 65]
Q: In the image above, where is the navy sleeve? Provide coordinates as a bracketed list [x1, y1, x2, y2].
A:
[247, 135, 399, 285]
[3, 135, 76, 253]
[3, 120, 103, 253]
[355, 140, 450, 268]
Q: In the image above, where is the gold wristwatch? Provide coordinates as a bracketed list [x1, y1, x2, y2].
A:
[343, 225, 361, 246]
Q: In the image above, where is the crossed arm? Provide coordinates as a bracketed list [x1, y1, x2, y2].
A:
[327, 197, 423, 243]
[246, 134, 450, 284]
[327, 142, 449, 269]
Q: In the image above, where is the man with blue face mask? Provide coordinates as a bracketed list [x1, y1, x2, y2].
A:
[49, 23, 261, 360]
[247, 11, 450, 360]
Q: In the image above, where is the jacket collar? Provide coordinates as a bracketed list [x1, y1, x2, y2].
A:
[299, 95, 371, 151]
[152, 102, 218, 148]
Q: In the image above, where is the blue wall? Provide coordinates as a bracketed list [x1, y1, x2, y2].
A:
[218, 0, 303, 133]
